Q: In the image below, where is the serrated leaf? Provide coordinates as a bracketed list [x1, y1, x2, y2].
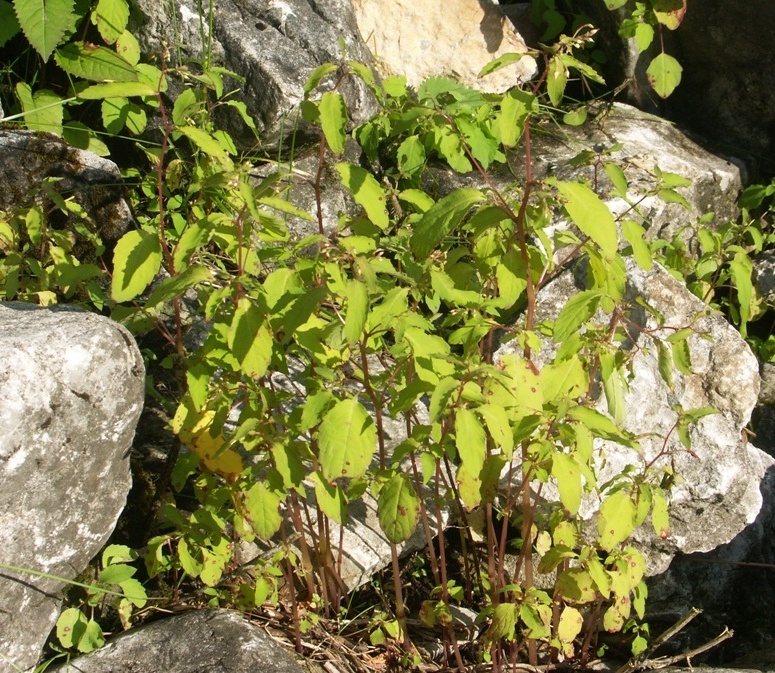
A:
[670, 336, 692, 375]
[244, 482, 283, 540]
[93, 0, 129, 43]
[310, 471, 348, 524]
[587, 556, 611, 598]
[228, 297, 273, 379]
[498, 88, 536, 147]
[556, 568, 597, 604]
[622, 219, 652, 270]
[320, 91, 347, 155]
[553, 290, 602, 343]
[550, 179, 618, 257]
[540, 355, 587, 402]
[304, 63, 338, 95]
[429, 376, 459, 422]
[144, 264, 211, 310]
[335, 162, 389, 230]
[653, 0, 686, 30]
[600, 352, 626, 424]
[0, 1, 21, 48]
[55, 42, 138, 82]
[344, 278, 368, 346]
[14, 0, 73, 61]
[111, 229, 162, 302]
[646, 52, 683, 99]
[177, 125, 230, 162]
[656, 339, 674, 389]
[56, 607, 88, 649]
[598, 490, 636, 552]
[79, 81, 156, 99]
[557, 606, 584, 645]
[477, 404, 514, 458]
[651, 488, 670, 539]
[410, 188, 484, 259]
[455, 407, 487, 475]
[547, 56, 567, 107]
[567, 405, 633, 446]
[552, 452, 582, 515]
[397, 135, 426, 176]
[318, 398, 376, 480]
[378, 473, 420, 543]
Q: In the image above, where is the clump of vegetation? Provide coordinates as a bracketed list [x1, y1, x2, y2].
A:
[0, 0, 773, 671]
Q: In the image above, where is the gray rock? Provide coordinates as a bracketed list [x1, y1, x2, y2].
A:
[132, 0, 378, 153]
[0, 131, 134, 254]
[47, 609, 304, 673]
[0, 303, 144, 673]
[499, 259, 764, 575]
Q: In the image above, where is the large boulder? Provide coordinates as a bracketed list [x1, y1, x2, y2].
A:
[47, 609, 305, 673]
[132, 0, 379, 152]
[0, 131, 134, 254]
[0, 303, 144, 673]
[352, 0, 536, 91]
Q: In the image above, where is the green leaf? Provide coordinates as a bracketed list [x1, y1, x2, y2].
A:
[540, 355, 587, 403]
[656, 339, 674, 389]
[479, 52, 530, 77]
[319, 91, 347, 155]
[634, 22, 655, 52]
[92, 0, 129, 43]
[600, 352, 626, 424]
[14, 0, 74, 61]
[651, 488, 670, 539]
[455, 407, 487, 474]
[310, 471, 348, 524]
[546, 56, 567, 107]
[587, 556, 611, 598]
[397, 135, 426, 176]
[598, 490, 637, 552]
[99, 563, 135, 585]
[550, 179, 618, 258]
[177, 125, 230, 162]
[118, 577, 147, 607]
[622, 219, 652, 270]
[604, 0, 628, 8]
[111, 229, 162, 302]
[497, 88, 536, 147]
[653, 0, 686, 30]
[318, 398, 376, 480]
[55, 42, 138, 82]
[555, 568, 597, 604]
[378, 473, 420, 543]
[16, 84, 63, 134]
[335, 162, 389, 230]
[303, 63, 338, 95]
[670, 336, 692, 375]
[646, 52, 683, 99]
[553, 290, 602, 343]
[344, 278, 368, 346]
[144, 264, 211, 310]
[56, 607, 88, 649]
[228, 297, 273, 379]
[0, 1, 21, 48]
[604, 162, 628, 198]
[477, 404, 514, 458]
[79, 81, 156, 99]
[552, 452, 582, 515]
[78, 619, 105, 653]
[730, 251, 754, 329]
[410, 188, 484, 260]
[244, 482, 283, 540]
[567, 405, 634, 446]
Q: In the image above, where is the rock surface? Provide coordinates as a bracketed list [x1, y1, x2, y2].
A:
[0, 303, 144, 673]
[0, 131, 134, 251]
[47, 609, 304, 673]
[352, 0, 536, 91]
[133, 0, 378, 151]
[498, 259, 764, 575]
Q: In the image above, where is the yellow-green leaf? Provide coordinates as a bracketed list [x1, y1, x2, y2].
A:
[455, 407, 487, 475]
[344, 278, 368, 346]
[244, 482, 283, 540]
[552, 452, 582, 515]
[336, 162, 389, 230]
[646, 52, 683, 99]
[550, 179, 618, 258]
[598, 490, 636, 551]
[378, 473, 420, 543]
[111, 229, 162, 302]
[228, 298, 273, 379]
[320, 90, 347, 155]
[318, 398, 376, 480]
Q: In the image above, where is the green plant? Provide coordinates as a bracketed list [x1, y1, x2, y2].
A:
[0, 1, 732, 670]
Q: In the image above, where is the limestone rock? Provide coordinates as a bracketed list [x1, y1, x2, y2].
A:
[0, 303, 144, 673]
[0, 131, 134, 252]
[352, 0, 536, 92]
[498, 259, 763, 575]
[47, 609, 304, 673]
[132, 0, 378, 152]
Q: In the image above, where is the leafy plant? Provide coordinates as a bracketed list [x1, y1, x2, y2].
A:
[0, 1, 739, 670]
